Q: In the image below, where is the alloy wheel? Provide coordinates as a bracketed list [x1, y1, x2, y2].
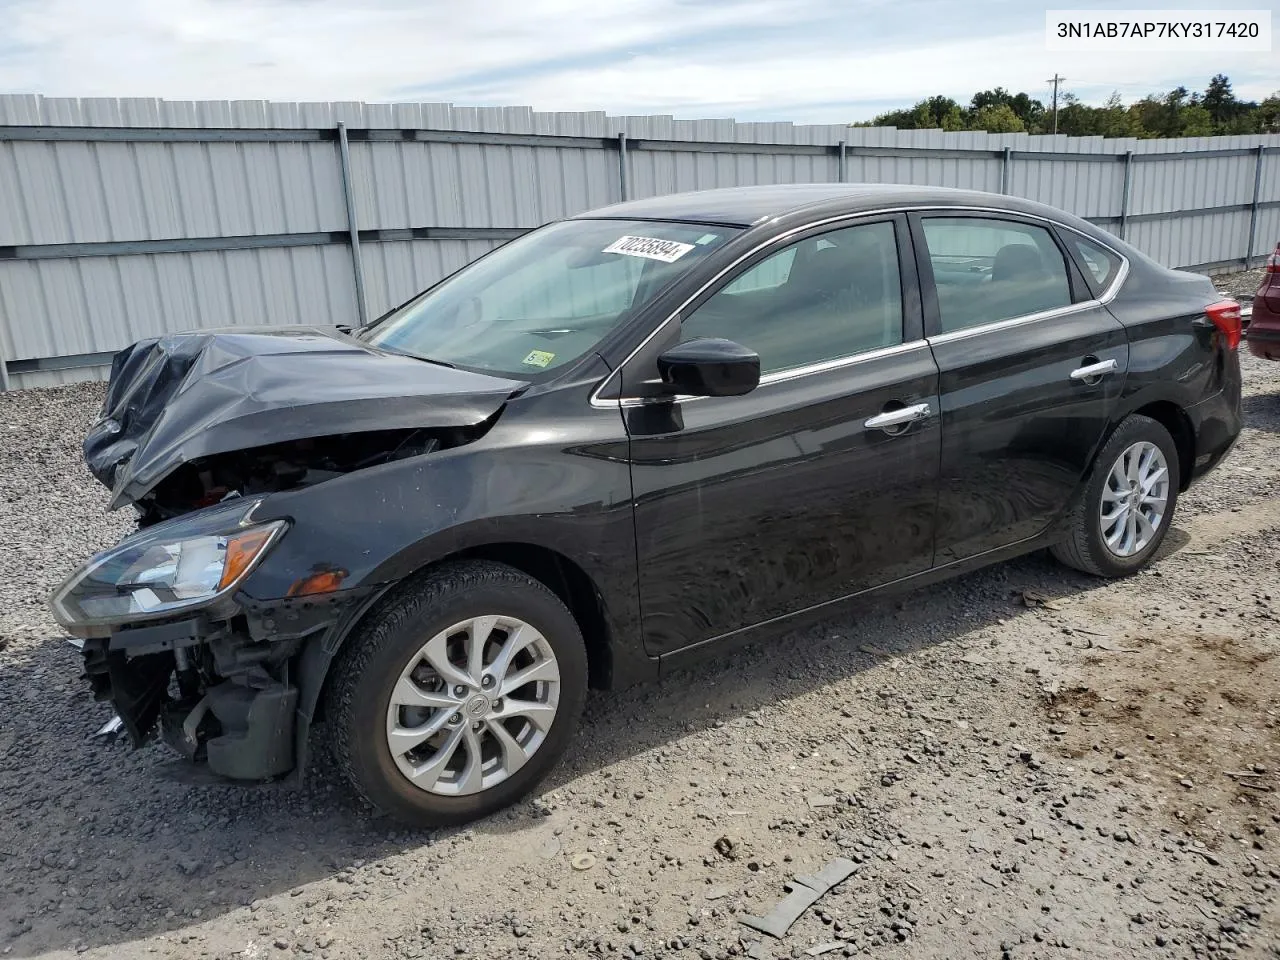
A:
[384, 615, 561, 796]
[1099, 440, 1169, 558]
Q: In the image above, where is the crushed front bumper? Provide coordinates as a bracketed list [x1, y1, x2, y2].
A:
[77, 588, 375, 782]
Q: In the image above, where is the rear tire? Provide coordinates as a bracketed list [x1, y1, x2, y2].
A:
[325, 560, 587, 827]
[1051, 414, 1181, 578]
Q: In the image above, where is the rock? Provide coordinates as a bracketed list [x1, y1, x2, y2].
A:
[713, 836, 740, 860]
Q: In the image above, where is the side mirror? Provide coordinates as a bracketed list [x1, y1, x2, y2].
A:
[656, 338, 760, 398]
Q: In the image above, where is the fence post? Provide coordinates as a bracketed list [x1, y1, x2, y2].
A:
[617, 132, 629, 201]
[1118, 150, 1134, 240]
[1001, 147, 1012, 194]
[1245, 144, 1266, 269]
[838, 140, 847, 183]
[336, 121, 370, 330]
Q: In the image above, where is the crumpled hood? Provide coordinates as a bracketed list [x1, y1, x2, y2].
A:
[86, 326, 526, 509]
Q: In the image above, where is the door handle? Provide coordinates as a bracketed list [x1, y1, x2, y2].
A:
[1070, 358, 1118, 381]
[865, 402, 931, 431]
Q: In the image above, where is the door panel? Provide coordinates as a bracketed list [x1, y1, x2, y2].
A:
[914, 213, 1129, 563]
[628, 347, 941, 656]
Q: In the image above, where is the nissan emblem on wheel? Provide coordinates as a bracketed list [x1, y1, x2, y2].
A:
[50, 184, 1244, 828]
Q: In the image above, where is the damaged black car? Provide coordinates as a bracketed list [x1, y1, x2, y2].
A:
[53, 184, 1242, 827]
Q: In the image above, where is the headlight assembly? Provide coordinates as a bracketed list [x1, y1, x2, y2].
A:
[50, 498, 286, 630]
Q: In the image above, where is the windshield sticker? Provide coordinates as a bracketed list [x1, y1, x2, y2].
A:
[603, 235, 696, 263]
[522, 350, 556, 368]
[695, 233, 720, 245]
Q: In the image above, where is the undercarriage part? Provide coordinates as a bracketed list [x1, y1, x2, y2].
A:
[205, 682, 299, 780]
[82, 641, 172, 747]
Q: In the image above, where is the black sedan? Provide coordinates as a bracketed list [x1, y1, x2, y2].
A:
[51, 184, 1243, 827]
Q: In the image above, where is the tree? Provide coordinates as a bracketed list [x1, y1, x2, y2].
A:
[969, 104, 1025, 133]
[1202, 74, 1241, 124]
[1257, 92, 1280, 134]
[1181, 105, 1215, 137]
[857, 77, 1270, 138]
[972, 87, 1045, 131]
[940, 105, 967, 131]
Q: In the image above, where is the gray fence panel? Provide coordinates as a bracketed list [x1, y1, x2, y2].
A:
[359, 238, 506, 319]
[2, 94, 1279, 389]
[1127, 209, 1255, 273]
[0, 245, 356, 366]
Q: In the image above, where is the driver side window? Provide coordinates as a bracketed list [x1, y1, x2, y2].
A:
[679, 221, 903, 375]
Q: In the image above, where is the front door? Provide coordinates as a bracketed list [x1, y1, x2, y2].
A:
[911, 212, 1130, 564]
[624, 216, 942, 657]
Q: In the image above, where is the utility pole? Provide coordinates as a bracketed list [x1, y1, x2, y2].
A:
[1046, 74, 1065, 135]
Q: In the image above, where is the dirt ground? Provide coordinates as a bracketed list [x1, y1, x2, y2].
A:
[1, 341, 1277, 960]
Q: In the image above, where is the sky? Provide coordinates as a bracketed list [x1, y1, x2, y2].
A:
[0, 0, 1276, 123]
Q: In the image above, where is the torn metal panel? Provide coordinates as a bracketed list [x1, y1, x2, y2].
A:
[738, 857, 858, 939]
[84, 326, 526, 509]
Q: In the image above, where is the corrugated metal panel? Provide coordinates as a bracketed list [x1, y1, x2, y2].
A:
[2, 94, 1279, 389]
[0, 246, 356, 361]
[359, 238, 505, 318]
[1127, 210, 1253, 268]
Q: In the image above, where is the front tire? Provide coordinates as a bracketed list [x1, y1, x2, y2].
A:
[1051, 414, 1181, 578]
[325, 560, 587, 827]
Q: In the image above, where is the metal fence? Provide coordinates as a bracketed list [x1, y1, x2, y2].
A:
[2, 95, 1278, 390]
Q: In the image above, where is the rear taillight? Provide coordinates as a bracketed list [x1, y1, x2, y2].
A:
[1205, 299, 1242, 350]
[1265, 243, 1280, 275]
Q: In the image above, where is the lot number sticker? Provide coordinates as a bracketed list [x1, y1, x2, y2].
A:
[603, 235, 696, 263]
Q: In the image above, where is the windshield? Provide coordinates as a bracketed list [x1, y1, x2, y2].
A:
[362, 219, 739, 377]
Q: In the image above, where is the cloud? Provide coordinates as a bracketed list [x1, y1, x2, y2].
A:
[0, 0, 1275, 122]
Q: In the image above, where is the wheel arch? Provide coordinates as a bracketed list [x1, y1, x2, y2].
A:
[296, 541, 628, 754]
[1123, 399, 1196, 492]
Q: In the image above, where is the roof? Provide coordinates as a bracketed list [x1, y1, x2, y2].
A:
[574, 183, 1046, 228]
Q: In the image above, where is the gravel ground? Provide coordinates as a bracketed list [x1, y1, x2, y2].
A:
[1, 322, 1278, 960]
[1215, 269, 1266, 301]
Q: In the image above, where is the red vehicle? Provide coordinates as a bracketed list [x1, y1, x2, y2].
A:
[1246, 242, 1280, 361]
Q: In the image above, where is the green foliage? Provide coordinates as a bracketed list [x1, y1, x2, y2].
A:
[864, 76, 1277, 139]
[970, 104, 1025, 133]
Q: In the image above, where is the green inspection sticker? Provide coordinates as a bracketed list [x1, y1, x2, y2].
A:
[522, 349, 556, 368]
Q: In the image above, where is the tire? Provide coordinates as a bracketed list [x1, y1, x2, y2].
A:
[325, 560, 587, 827]
[1051, 414, 1181, 578]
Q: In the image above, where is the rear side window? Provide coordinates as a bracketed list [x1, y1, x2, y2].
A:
[921, 217, 1072, 334]
[1069, 235, 1123, 293]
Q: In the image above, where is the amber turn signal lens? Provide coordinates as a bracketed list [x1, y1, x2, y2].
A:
[218, 528, 277, 591]
[286, 569, 348, 597]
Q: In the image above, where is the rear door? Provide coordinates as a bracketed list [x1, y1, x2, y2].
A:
[625, 215, 942, 657]
[911, 212, 1129, 564]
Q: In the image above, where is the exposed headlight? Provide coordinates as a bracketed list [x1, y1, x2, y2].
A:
[50, 498, 286, 630]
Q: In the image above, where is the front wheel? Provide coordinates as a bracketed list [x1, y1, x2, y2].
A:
[1051, 414, 1181, 578]
[325, 560, 587, 827]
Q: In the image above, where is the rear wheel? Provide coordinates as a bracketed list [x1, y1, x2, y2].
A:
[1051, 414, 1181, 578]
[325, 560, 587, 827]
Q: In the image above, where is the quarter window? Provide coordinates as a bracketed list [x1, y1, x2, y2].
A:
[1070, 235, 1123, 292]
[680, 221, 904, 375]
[921, 217, 1071, 334]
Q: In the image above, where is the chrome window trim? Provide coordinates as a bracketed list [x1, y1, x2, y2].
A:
[588, 204, 1131, 409]
[926, 300, 1100, 345]
[602, 339, 931, 409]
[757, 340, 926, 386]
